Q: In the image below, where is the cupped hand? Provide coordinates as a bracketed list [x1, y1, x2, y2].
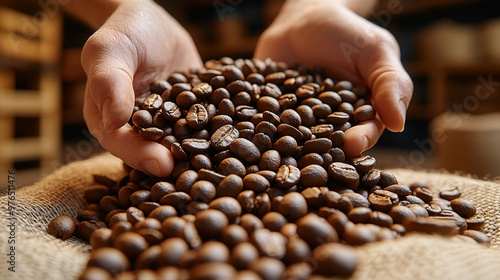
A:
[254, 0, 413, 157]
[81, 1, 202, 177]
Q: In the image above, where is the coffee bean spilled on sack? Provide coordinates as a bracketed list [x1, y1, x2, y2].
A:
[48, 57, 489, 280]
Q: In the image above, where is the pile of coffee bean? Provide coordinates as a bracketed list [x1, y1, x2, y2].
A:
[48, 57, 489, 280]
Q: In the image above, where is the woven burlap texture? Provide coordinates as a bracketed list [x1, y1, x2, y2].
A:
[0, 153, 499, 280]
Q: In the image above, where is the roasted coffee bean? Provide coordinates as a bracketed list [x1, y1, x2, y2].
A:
[220, 224, 249, 249]
[255, 121, 278, 138]
[250, 228, 286, 259]
[178, 222, 202, 249]
[113, 232, 149, 260]
[84, 184, 111, 204]
[251, 257, 286, 280]
[159, 192, 192, 211]
[210, 114, 233, 131]
[296, 213, 338, 247]
[219, 157, 246, 177]
[329, 147, 346, 163]
[300, 164, 328, 187]
[384, 184, 412, 198]
[328, 162, 359, 184]
[343, 223, 379, 246]
[360, 169, 381, 188]
[440, 186, 462, 200]
[157, 237, 189, 267]
[311, 242, 357, 277]
[48, 215, 77, 240]
[148, 205, 177, 223]
[126, 207, 145, 225]
[211, 124, 239, 151]
[277, 192, 308, 222]
[353, 104, 375, 122]
[275, 165, 301, 189]
[190, 180, 216, 203]
[231, 242, 259, 271]
[78, 220, 107, 242]
[243, 173, 270, 193]
[130, 190, 151, 207]
[259, 150, 281, 172]
[273, 136, 298, 156]
[368, 190, 399, 212]
[194, 209, 229, 239]
[466, 215, 485, 230]
[378, 171, 399, 187]
[209, 197, 242, 224]
[89, 228, 113, 249]
[198, 169, 226, 185]
[77, 210, 103, 222]
[254, 193, 272, 217]
[218, 174, 244, 198]
[230, 138, 261, 163]
[403, 217, 459, 236]
[186, 104, 208, 129]
[150, 182, 176, 203]
[87, 247, 131, 276]
[414, 187, 434, 203]
[78, 267, 113, 280]
[389, 205, 416, 224]
[161, 101, 182, 121]
[462, 230, 490, 245]
[100, 195, 121, 214]
[450, 198, 476, 218]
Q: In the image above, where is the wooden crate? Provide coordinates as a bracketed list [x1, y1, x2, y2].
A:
[0, 6, 62, 190]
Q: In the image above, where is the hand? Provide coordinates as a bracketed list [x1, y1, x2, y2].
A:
[254, 0, 413, 157]
[81, 1, 202, 177]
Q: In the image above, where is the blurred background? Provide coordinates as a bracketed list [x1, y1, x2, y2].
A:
[1, 0, 499, 190]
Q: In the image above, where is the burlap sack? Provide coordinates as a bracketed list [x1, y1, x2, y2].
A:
[0, 153, 499, 280]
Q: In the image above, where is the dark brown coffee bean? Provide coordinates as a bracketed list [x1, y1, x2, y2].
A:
[87, 247, 130, 276]
[130, 190, 151, 207]
[230, 138, 261, 163]
[243, 173, 270, 193]
[369, 190, 399, 212]
[353, 104, 375, 122]
[347, 207, 372, 224]
[231, 242, 259, 270]
[176, 90, 197, 108]
[77, 210, 103, 222]
[181, 138, 210, 154]
[192, 82, 212, 99]
[48, 215, 77, 240]
[219, 157, 246, 177]
[211, 124, 239, 151]
[277, 192, 308, 222]
[126, 207, 145, 225]
[279, 109, 301, 127]
[258, 150, 281, 172]
[303, 138, 332, 154]
[186, 201, 209, 215]
[148, 205, 177, 222]
[252, 133, 272, 152]
[206, 197, 241, 224]
[160, 216, 186, 238]
[384, 184, 412, 198]
[389, 205, 416, 224]
[78, 267, 113, 280]
[159, 192, 192, 212]
[236, 105, 259, 120]
[134, 245, 161, 270]
[173, 118, 193, 140]
[350, 155, 376, 174]
[278, 94, 298, 110]
[329, 130, 345, 148]
[329, 147, 346, 163]
[132, 110, 153, 129]
[273, 136, 298, 156]
[100, 195, 121, 214]
[414, 187, 434, 203]
[139, 127, 164, 141]
[275, 165, 300, 189]
[250, 228, 286, 259]
[197, 169, 226, 186]
[178, 222, 202, 249]
[342, 223, 379, 246]
[403, 217, 459, 236]
[77, 220, 107, 242]
[360, 169, 381, 188]
[450, 198, 476, 218]
[255, 121, 277, 138]
[157, 237, 189, 267]
[378, 171, 399, 187]
[138, 201, 160, 217]
[89, 228, 113, 249]
[210, 114, 234, 131]
[466, 215, 485, 230]
[161, 101, 182, 121]
[186, 104, 208, 129]
[190, 180, 216, 203]
[254, 193, 272, 217]
[195, 240, 230, 264]
[328, 162, 359, 184]
[440, 186, 462, 200]
[151, 182, 176, 202]
[194, 209, 229, 239]
[142, 93, 162, 111]
[296, 105, 316, 127]
[301, 187, 329, 208]
[217, 174, 244, 198]
[311, 124, 334, 138]
[251, 257, 286, 280]
[113, 231, 148, 260]
[300, 164, 328, 187]
[296, 213, 338, 247]
[221, 224, 249, 248]
[222, 65, 245, 82]
[462, 230, 490, 245]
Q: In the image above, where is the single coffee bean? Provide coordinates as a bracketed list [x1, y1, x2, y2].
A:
[296, 213, 338, 248]
[209, 197, 242, 224]
[220, 224, 249, 248]
[384, 184, 412, 198]
[87, 247, 131, 276]
[210, 124, 239, 151]
[250, 228, 287, 259]
[190, 180, 216, 203]
[368, 190, 399, 212]
[450, 198, 476, 218]
[277, 192, 308, 222]
[219, 157, 246, 177]
[243, 173, 270, 193]
[150, 182, 176, 203]
[328, 162, 359, 184]
[378, 171, 399, 187]
[198, 169, 226, 185]
[275, 165, 301, 189]
[48, 215, 77, 240]
[353, 104, 375, 122]
[217, 174, 244, 198]
[231, 242, 259, 270]
[251, 257, 286, 280]
[157, 237, 189, 267]
[462, 230, 490, 245]
[194, 209, 229, 239]
[230, 138, 261, 163]
[148, 205, 177, 223]
[113, 232, 149, 260]
[78, 220, 107, 242]
[300, 164, 328, 187]
[440, 186, 462, 200]
[311, 242, 357, 277]
[403, 217, 459, 236]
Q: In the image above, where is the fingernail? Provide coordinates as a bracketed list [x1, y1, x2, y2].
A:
[142, 160, 160, 176]
[362, 136, 369, 152]
[398, 100, 407, 132]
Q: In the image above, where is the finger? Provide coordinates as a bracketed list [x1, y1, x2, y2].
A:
[343, 118, 385, 157]
[358, 39, 413, 133]
[83, 92, 175, 177]
[81, 32, 136, 131]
